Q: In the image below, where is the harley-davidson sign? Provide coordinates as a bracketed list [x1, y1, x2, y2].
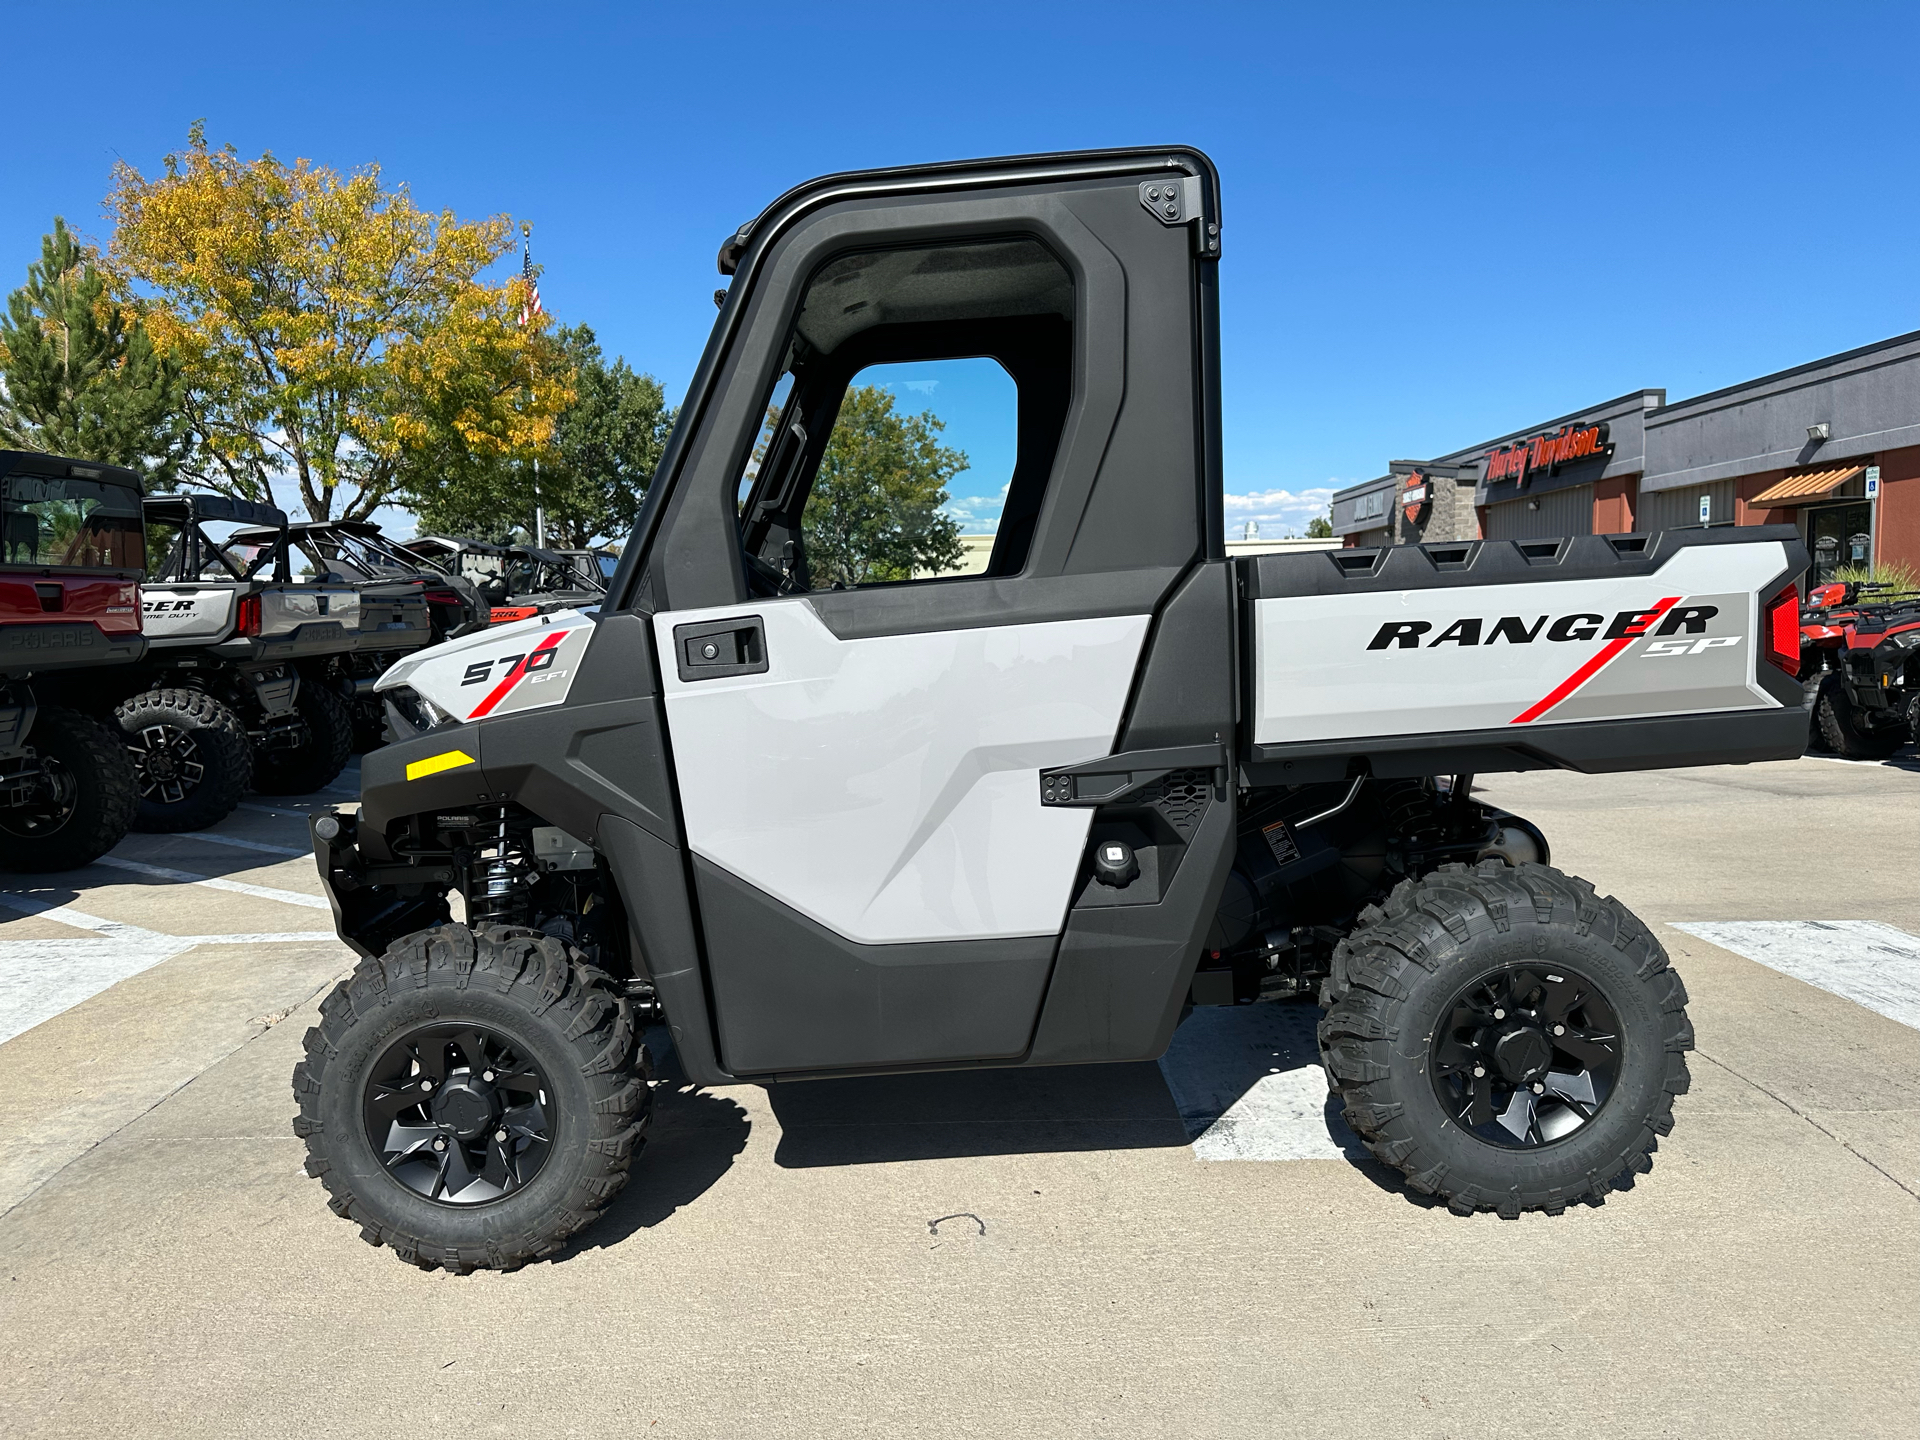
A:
[1485, 423, 1609, 487]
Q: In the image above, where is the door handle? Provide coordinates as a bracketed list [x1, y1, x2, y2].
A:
[1038, 742, 1231, 807]
[672, 615, 769, 681]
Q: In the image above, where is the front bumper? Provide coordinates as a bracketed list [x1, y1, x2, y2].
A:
[310, 810, 453, 959]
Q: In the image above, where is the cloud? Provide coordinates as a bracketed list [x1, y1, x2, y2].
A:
[942, 480, 1009, 534]
[897, 378, 941, 395]
[1221, 483, 1342, 537]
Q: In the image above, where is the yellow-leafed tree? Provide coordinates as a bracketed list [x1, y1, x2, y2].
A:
[107, 123, 572, 520]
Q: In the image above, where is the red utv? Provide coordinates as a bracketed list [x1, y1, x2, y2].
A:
[0, 451, 146, 870]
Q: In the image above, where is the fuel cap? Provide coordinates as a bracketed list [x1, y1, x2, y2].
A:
[1093, 840, 1139, 887]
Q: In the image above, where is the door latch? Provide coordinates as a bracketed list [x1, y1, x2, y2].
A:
[672, 615, 769, 681]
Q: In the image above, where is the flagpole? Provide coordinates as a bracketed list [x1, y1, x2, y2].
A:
[522, 221, 546, 549]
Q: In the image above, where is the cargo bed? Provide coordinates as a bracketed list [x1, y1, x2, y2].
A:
[1241, 526, 1808, 782]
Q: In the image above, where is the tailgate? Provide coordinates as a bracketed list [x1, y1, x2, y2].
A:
[1241, 527, 1808, 781]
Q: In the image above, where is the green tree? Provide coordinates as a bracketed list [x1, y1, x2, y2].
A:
[406, 324, 674, 546]
[1305, 511, 1333, 539]
[0, 217, 190, 479]
[804, 385, 965, 587]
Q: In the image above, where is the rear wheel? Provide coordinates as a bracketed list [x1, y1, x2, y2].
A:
[1815, 675, 1905, 759]
[292, 924, 651, 1272]
[1319, 861, 1692, 1217]
[0, 708, 138, 871]
[251, 681, 354, 795]
[117, 688, 252, 833]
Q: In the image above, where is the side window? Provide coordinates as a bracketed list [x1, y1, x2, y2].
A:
[737, 237, 1072, 594]
[803, 356, 1013, 587]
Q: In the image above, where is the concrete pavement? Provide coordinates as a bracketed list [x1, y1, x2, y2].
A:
[0, 755, 1915, 1438]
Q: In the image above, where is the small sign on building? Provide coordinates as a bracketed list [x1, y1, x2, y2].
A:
[1865, 465, 1881, 499]
[1699, 493, 1712, 524]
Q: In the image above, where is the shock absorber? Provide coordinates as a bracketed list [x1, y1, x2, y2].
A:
[467, 805, 534, 926]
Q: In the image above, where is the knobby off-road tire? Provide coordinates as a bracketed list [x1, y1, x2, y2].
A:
[116, 688, 252, 833]
[1318, 860, 1693, 1218]
[1814, 675, 1906, 760]
[251, 680, 354, 795]
[292, 924, 652, 1272]
[0, 708, 138, 872]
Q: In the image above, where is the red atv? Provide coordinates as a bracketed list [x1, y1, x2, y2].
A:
[1, 451, 147, 870]
[1800, 580, 1920, 758]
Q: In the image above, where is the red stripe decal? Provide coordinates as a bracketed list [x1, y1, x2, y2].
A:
[468, 630, 568, 719]
[1511, 596, 1681, 725]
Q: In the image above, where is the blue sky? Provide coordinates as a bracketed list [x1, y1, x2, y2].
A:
[6, 2, 1919, 538]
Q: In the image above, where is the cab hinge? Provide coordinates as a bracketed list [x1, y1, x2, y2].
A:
[1139, 175, 1219, 256]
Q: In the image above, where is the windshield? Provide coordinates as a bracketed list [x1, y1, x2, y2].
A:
[2, 474, 146, 571]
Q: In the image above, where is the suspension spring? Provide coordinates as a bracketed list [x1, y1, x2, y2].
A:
[467, 806, 534, 926]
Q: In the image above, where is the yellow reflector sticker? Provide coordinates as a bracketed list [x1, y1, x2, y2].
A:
[405, 749, 476, 782]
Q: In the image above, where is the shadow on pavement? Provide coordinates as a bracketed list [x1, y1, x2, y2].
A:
[768, 1060, 1189, 1167]
[568, 1026, 752, 1255]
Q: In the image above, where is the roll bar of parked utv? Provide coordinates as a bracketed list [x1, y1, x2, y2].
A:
[145, 492, 293, 583]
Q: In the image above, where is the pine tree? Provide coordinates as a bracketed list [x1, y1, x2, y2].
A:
[0, 217, 190, 481]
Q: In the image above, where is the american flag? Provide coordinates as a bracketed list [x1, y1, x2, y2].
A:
[520, 233, 543, 327]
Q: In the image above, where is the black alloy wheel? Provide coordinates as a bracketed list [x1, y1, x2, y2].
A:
[294, 924, 651, 1271]
[128, 722, 206, 807]
[1429, 964, 1620, 1149]
[116, 688, 252, 832]
[0, 753, 79, 838]
[1319, 860, 1694, 1217]
[362, 1023, 555, 1206]
[0, 708, 138, 871]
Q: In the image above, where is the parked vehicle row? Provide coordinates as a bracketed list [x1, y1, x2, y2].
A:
[400, 535, 607, 624]
[1, 448, 612, 871]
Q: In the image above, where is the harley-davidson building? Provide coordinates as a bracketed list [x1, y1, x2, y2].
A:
[1333, 327, 1920, 585]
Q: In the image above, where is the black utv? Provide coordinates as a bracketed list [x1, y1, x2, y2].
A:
[224, 519, 451, 750]
[230, 519, 491, 643]
[294, 147, 1809, 1271]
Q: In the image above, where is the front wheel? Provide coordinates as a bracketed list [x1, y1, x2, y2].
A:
[292, 924, 652, 1272]
[1319, 861, 1692, 1217]
[1815, 676, 1906, 759]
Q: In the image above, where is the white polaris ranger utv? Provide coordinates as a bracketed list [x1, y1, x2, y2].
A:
[121, 493, 362, 827]
[294, 148, 1809, 1271]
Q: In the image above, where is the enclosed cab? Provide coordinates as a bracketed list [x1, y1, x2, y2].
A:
[0, 450, 147, 870]
[292, 148, 1811, 1270]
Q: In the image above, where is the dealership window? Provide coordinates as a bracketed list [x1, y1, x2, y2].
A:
[1806, 502, 1873, 585]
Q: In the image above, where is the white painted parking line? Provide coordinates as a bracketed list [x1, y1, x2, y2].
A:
[1674, 920, 1920, 1031]
[168, 832, 310, 859]
[91, 856, 330, 910]
[0, 936, 185, 1045]
[184, 931, 341, 944]
[0, 895, 347, 1046]
[1158, 1001, 1367, 1162]
[0, 894, 172, 944]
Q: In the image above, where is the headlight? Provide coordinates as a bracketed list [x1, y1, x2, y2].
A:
[381, 685, 453, 737]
